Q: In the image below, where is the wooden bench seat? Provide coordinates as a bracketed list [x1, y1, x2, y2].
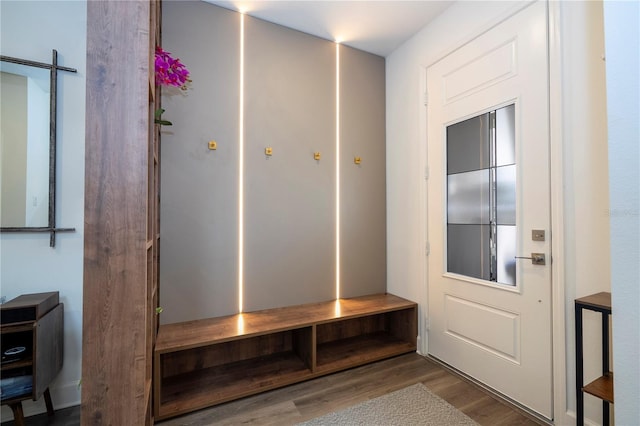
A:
[154, 293, 417, 420]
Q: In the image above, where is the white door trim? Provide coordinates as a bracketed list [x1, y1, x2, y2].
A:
[417, 1, 567, 423]
[548, 1, 569, 424]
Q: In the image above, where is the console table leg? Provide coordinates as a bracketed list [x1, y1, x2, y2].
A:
[9, 402, 26, 426]
[575, 304, 585, 426]
[602, 312, 610, 426]
[44, 387, 55, 416]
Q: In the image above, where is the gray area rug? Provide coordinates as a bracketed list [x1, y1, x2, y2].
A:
[297, 383, 479, 426]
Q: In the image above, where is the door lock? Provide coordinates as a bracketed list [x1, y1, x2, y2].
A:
[532, 230, 546, 241]
[515, 253, 546, 265]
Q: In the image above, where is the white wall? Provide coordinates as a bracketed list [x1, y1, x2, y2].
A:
[386, 0, 519, 349]
[386, 0, 532, 354]
[386, 1, 610, 424]
[0, 0, 86, 418]
[558, 3, 611, 424]
[603, 2, 640, 425]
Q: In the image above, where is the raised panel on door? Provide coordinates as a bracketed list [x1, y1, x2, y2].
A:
[160, 2, 240, 322]
[339, 45, 386, 298]
[243, 17, 335, 311]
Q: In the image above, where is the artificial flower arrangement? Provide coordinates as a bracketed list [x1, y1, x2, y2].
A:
[154, 47, 191, 125]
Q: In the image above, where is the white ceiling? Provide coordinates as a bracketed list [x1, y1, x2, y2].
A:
[204, 1, 453, 57]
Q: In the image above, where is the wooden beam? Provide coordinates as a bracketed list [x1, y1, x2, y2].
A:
[82, 1, 152, 424]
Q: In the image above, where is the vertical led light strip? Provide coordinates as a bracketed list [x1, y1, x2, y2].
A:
[238, 13, 245, 313]
[335, 42, 341, 300]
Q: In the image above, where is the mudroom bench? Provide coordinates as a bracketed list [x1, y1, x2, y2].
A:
[153, 293, 417, 420]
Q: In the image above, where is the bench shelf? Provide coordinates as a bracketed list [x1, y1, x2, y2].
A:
[154, 293, 417, 420]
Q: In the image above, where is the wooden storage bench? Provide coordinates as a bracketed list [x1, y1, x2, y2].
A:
[153, 293, 417, 420]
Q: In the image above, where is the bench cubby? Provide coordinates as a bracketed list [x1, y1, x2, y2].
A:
[154, 293, 417, 420]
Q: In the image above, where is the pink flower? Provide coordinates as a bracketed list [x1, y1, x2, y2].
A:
[155, 47, 190, 90]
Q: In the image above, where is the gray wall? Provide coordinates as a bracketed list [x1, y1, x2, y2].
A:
[161, 2, 240, 321]
[243, 17, 336, 311]
[161, 1, 385, 323]
[339, 45, 386, 298]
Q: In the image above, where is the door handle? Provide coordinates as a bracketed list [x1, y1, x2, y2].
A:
[515, 253, 546, 265]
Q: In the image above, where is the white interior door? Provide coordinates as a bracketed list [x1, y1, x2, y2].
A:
[426, 2, 552, 419]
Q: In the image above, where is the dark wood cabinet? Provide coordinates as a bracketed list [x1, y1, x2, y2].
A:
[1, 293, 63, 426]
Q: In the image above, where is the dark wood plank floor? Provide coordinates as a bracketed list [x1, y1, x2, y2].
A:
[2, 353, 543, 425]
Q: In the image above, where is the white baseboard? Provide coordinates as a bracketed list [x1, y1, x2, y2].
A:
[562, 409, 610, 426]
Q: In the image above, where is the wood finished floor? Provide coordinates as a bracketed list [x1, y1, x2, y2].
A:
[2, 353, 543, 426]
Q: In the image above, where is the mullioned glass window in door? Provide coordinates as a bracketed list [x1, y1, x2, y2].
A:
[446, 104, 516, 286]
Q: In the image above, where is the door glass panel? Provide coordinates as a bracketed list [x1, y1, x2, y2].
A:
[447, 170, 490, 224]
[447, 113, 490, 174]
[446, 104, 516, 285]
[496, 104, 515, 167]
[496, 165, 516, 225]
[496, 225, 516, 285]
[447, 224, 491, 281]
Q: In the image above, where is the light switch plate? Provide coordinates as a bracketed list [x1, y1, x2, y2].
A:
[208, 140, 217, 150]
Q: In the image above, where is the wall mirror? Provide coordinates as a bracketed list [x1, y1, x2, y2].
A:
[0, 50, 76, 247]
